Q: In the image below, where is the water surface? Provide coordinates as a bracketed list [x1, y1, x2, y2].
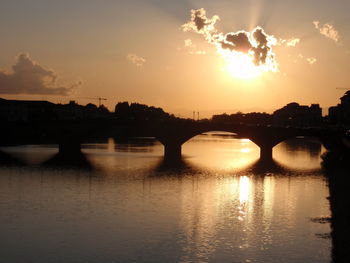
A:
[0, 134, 331, 263]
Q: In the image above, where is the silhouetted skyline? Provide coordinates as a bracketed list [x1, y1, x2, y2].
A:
[3, 94, 348, 126]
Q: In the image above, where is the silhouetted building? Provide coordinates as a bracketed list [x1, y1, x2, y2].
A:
[0, 98, 111, 121]
[329, 91, 350, 125]
[273, 102, 322, 127]
[0, 98, 55, 121]
[114, 102, 175, 121]
[53, 101, 111, 120]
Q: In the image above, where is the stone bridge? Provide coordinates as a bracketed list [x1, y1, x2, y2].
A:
[151, 122, 339, 161]
[0, 119, 345, 162]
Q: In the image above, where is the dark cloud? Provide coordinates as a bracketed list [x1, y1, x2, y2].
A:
[251, 27, 271, 65]
[221, 31, 252, 53]
[181, 8, 219, 41]
[182, 8, 278, 71]
[0, 53, 77, 95]
[193, 9, 207, 31]
[253, 28, 268, 46]
[220, 27, 274, 66]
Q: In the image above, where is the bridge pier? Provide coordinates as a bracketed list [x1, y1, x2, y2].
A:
[164, 143, 182, 162]
[259, 145, 273, 161]
[44, 137, 91, 168]
[58, 139, 82, 156]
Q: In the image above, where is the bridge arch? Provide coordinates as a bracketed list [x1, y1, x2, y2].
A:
[181, 131, 261, 168]
[272, 136, 325, 169]
[181, 128, 284, 161]
[157, 127, 284, 162]
[274, 135, 325, 147]
[155, 123, 330, 162]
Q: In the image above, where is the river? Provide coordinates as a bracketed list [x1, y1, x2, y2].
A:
[0, 133, 332, 263]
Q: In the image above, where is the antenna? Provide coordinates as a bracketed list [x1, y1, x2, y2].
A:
[76, 97, 107, 107]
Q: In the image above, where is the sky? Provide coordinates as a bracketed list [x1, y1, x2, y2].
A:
[0, 0, 350, 117]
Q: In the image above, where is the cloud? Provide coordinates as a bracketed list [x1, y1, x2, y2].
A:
[221, 31, 252, 53]
[252, 27, 275, 65]
[182, 9, 278, 69]
[183, 39, 206, 55]
[181, 8, 220, 42]
[294, 53, 317, 65]
[313, 21, 340, 42]
[286, 38, 300, 47]
[282, 38, 301, 47]
[127, 53, 146, 67]
[221, 27, 276, 66]
[0, 53, 77, 95]
[306, 57, 317, 65]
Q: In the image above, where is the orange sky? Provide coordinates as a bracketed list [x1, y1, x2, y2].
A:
[0, 0, 350, 117]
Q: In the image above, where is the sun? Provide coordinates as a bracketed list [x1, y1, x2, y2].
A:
[223, 51, 262, 80]
[217, 44, 278, 80]
[226, 52, 261, 80]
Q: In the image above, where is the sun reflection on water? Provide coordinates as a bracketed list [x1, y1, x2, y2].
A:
[0, 135, 332, 263]
[239, 176, 250, 204]
[183, 135, 259, 171]
[175, 171, 329, 263]
[107, 137, 115, 152]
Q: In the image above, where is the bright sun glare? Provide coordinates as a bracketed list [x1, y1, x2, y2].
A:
[183, 8, 279, 80]
[221, 48, 278, 80]
[225, 52, 262, 80]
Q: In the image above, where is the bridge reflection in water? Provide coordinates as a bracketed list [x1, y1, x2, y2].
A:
[0, 133, 337, 263]
[180, 132, 324, 172]
[0, 120, 343, 165]
[0, 132, 326, 172]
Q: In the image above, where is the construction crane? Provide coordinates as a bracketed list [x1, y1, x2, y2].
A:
[77, 97, 107, 107]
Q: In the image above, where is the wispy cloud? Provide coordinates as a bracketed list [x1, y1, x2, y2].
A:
[183, 39, 206, 55]
[295, 54, 317, 65]
[306, 57, 317, 65]
[278, 37, 300, 47]
[285, 38, 300, 47]
[127, 53, 146, 67]
[313, 21, 340, 42]
[0, 53, 79, 95]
